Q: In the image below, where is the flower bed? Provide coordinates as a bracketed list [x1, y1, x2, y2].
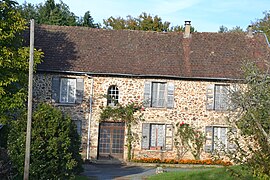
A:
[132, 158, 232, 166]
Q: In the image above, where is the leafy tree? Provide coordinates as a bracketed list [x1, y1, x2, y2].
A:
[227, 62, 270, 179]
[77, 11, 100, 28]
[104, 12, 169, 32]
[36, 0, 77, 26]
[0, 0, 43, 123]
[252, 10, 270, 41]
[8, 103, 83, 179]
[17, 2, 39, 22]
[18, 0, 100, 27]
[218, 25, 244, 33]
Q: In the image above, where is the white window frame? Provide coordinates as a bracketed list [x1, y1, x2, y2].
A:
[151, 82, 166, 108]
[150, 124, 166, 150]
[213, 126, 228, 150]
[214, 84, 229, 111]
[60, 78, 76, 103]
[107, 85, 119, 106]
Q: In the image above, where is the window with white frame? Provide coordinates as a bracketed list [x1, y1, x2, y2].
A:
[52, 77, 84, 104]
[206, 84, 229, 111]
[144, 82, 174, 108]
[205, 126, 236, 152]
[60, 78, 76, 103]
[141, 123, 173, 150]
[107, 85, 119, 106]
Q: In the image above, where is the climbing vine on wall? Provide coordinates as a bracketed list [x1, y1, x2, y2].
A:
[174, 122, 205, 160]
[99, 101, 144, 161]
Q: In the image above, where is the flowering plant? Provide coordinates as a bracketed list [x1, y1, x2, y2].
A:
[132, 158, 232, 166]
[175, 122, 205, 160]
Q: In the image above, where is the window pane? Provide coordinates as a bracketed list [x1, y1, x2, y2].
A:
[152, 83, 166, 108]
[213, 127, 228, 150]
[150, 124, 165, 148]
[60, 78, 68, 103]
[107, 85, 119, 106]
[151, 83, 158, 107]
[68, 79, 76, 103]
[156, 125, 164, 147]
[215, 85, 229, 110]
[150, 125, 157, 147]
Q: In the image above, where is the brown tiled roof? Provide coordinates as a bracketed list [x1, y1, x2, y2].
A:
[30, 25, 270, 79]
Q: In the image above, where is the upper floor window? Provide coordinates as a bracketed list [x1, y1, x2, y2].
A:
[60, 78, 76, 103]
[206, 84, 229, 111]
[144, 82, 174, 108]
[107, 85, 119, 106]
[52, 77, 84, 104]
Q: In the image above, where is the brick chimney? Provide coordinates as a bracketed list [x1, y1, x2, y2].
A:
[247, 25, 253, 37]
[184, 21, 191, 38]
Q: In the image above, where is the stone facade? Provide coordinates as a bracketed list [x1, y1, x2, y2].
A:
[33, 72, 233, 161]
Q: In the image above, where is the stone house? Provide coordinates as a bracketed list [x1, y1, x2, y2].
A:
[31, 22, 270, 161]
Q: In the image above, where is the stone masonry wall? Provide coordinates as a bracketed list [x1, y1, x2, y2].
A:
[33, 73, 232, 161]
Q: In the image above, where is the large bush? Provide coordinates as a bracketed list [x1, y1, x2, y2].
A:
[8, 103, 82, 179]
[227, 62, 270, 179]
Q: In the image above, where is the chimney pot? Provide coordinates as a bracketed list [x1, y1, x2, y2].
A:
[247, 25, 253, 37]
[184, 20, 191, 38]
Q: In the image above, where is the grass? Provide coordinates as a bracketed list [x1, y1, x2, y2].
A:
[147, 166, 254, 180]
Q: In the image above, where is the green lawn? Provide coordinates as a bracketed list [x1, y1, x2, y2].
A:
[147, 166, 254, 180]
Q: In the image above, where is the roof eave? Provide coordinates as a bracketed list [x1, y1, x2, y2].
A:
[37, 69, 243, 82]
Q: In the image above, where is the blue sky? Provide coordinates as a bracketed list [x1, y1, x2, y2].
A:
[16, 0, 270, 32]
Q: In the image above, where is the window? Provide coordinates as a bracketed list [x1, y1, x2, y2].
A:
[52, 77, 84, 104]
[205, 126, 236, 152]
[107, 85, 119, 106]
[206, 84, 229, 111]
[144, 82, 174, 108]
[60, 78, 76, 103]
[141, 123, 173, 150]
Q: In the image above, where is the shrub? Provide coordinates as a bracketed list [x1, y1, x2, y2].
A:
[0, 148, 17, 179]
[175, 122, 205, 160]
[8, 103, 82, 179]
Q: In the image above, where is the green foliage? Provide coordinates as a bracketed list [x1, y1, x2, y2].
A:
[218, 25, 244, 33]
[77, 11, 100, 28]
[252, 10, 270, 41]
[18, 0, 100, 27]
[103, 12, 195, 32]
[0, 0, 43, 123]
[148, 166, 254, 180]
[100, 101, 144, 161]
[35, 0, 77, 26]
[227, 62, 270, 179]
[0, 148, 17, 179]
[175, 122, 205, 160]
[7, 103, 83, 179]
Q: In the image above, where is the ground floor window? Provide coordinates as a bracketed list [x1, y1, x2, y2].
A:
[205, 126, 236, 152]
[141, 123, 173, 150]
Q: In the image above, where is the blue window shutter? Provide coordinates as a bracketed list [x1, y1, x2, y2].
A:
[144, 82, 151, 107]
[52, 77, 60, 103]
[167, 83, 174, 108]
[205, 126, 213, 152]
[206, 84, 215, 110]
[142, 123, 150, 149]
[76, 78, 84, 104]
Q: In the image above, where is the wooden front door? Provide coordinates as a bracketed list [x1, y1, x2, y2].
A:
[98, 122, 125, 160]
